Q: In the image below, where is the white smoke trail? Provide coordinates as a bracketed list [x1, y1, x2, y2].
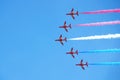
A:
[68, 34, 120, 40]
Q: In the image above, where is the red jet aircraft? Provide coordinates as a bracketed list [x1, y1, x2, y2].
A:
[66, 8, 79, 19]
[59, 21, 71, 32]
[55, 35, 67, 45]
[76, 60, 88, 70]
[66, 48, 78, 58]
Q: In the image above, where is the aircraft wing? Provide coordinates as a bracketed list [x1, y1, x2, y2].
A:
[71, 54, 75, 58]
[81, 66, 85, 70]
[65, 28, 68, 32]
[72, 15, 75, 19]
[71, 8, 74, 12]
[80, 60, 83, 64]
[60, 35, 62, 39]
[60, 41, 64, 45]
[64, 21, 66, 25]
[71, 48, 73, 51]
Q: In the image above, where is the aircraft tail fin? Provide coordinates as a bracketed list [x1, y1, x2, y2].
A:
[69, 24, 72, 29]
[86, 62, 88, 67]
[76, 11, 79, 16]
[75, 50, 78, 55]
[64, 37, 67, 42]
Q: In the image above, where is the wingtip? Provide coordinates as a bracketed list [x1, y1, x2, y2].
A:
[64, 21, 66, 24]
[71, 8, 74, 11]
[71, 47, 73, 50]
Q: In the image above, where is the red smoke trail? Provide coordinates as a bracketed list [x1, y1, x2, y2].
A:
[80, 9, 120, 14]
[77, 20, 120, 26]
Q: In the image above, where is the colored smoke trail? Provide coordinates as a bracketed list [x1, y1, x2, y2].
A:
[79, 49, 120, 53]
[68, 34, 120, 40]
[80, 9, 120, 14]
[77, 20, 120, 26]
[89, 62, 120, 65]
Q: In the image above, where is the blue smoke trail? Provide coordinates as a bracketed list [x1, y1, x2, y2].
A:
[79, 49, 120, 53]
[89, 62, 120, 65]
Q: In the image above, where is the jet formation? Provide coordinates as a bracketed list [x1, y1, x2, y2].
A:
[55, 8, 88, 70]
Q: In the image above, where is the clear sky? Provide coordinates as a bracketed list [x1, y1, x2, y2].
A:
[0, 0, 120, 80]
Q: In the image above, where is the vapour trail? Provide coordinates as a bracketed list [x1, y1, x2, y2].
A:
[79, 49, 120, 53]
[68, 34, 120, 40]
[76, 20, 120, 26]
[89, 62, 120, 65]
[79, 9, 120, 14]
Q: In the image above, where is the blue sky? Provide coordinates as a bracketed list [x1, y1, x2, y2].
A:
[0, 0, 120, 80]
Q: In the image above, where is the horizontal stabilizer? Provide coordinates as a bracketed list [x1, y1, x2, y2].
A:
[76, 50, 78, 55]
[86, 62, 88, 67]
[64, 37, 67, 42]
[76, 11, 79, 16]
[69, 24, 72, 28]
